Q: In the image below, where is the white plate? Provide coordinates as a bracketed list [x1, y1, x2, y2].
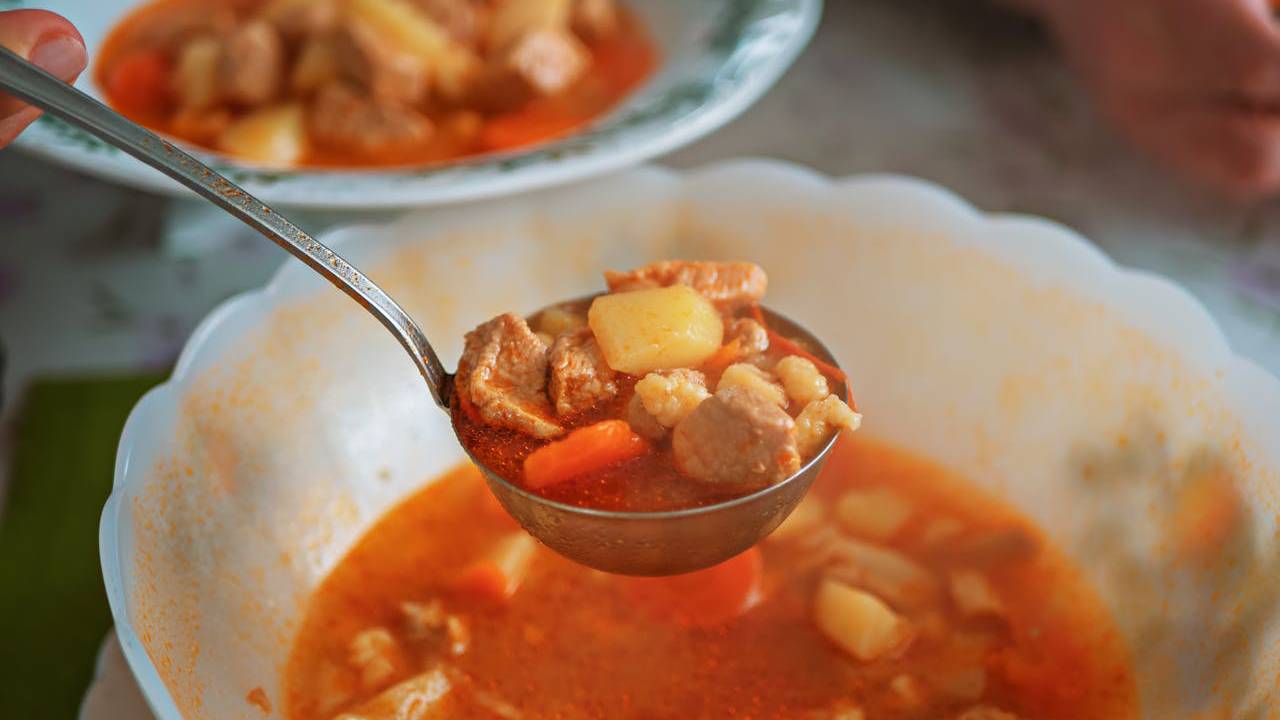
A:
[100, 161, 1280, 719]
[8, 0, 819, 208]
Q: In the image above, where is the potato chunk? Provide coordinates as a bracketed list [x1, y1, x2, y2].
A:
[347, 0, 478, 97]
[813, 579, 913, 662]
[717, 363, 787, 408]
[534, 304, 587, 337]
[172, 36, 221, 111]
[775, 355, 829, 406]
[334, 668, 453, 720]
[217, 104, 305, 167]
[588, 286, 724, 375]
[834, 487, 913, 541]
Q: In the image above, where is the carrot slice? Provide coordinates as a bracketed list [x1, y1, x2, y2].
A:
[479, 103, 585, 152]
[700, 338, 743, 376]
[106, 50, 172, 114]
[522, 419, 649, 489]
[624, 547, 763, 628]
[453, 532, 539, 603]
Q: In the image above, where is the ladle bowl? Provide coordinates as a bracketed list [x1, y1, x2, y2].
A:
[0, 46, 843, 577]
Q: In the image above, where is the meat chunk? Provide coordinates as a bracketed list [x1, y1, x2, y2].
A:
[348, 627, 406, 691]
[634, 369, 709, 427]
[672, 385, 800, 489]
[626, 393, 667, 442]
[334, 22, 429, 104]
[725, 317, 769, 356]
[219, 20, 284, 105]
[416, 0, 484, 43]
[309, 83, 434, 154]
[604, 261, 767, 311]
[794, 395, 860, 458]
[456, 313, 563, 438]
[548, 328, 618, 416]
[260, 0, 339, 40]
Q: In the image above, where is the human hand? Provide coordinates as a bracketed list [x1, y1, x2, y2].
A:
[1033, 0, 1280, 198]
[0, 9, 86, 148]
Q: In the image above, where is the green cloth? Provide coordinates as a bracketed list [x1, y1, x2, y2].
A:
[0, 374, 165, 720]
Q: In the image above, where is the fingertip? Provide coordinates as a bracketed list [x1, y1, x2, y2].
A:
[0, 106, 42, 147]
[29, 32, 88, 81]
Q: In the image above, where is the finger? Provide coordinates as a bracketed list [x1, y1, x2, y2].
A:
[1176, 0, 1280, 101]
[1121, 98, 1280, 198]
[0, 10, 87, 140]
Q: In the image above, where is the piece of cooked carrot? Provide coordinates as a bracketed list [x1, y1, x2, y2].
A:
[625, 547, 763, 628]
[700, 338, 743, 377]
[522, 419, 649, 489]
[479, 103, 585, 152]
[107, 50, 172, 114]
[452, 532, 539, 603]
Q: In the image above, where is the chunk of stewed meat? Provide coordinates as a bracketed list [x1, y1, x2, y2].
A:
[604, 261, 768, 311]
[309, 83, 433, 154]
[626, 394, 667, 442]
[219, 20, 284, 106]
[261, 0, 339, 40]
[456, 313, 563, 439]
[725, 317, 769, 356]
[634, 369, 709, 428]
[334, 22, 429, 104]
[548, 328, 618, 416]
[672, 385, 800, 489]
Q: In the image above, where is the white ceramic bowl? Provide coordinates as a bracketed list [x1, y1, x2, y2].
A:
[9, 0, 819, 208]
[101, 161, 1280, 719]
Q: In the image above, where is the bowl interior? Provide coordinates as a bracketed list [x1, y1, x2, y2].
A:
[104, 164, 1280, 719]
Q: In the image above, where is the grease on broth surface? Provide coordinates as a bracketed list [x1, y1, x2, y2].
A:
[283, 437, 1137, 719]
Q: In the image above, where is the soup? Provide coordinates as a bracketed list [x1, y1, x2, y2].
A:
[283, 437, 1138, 719]
[95, 0, 657, 168]
[453, 260, 860, 512]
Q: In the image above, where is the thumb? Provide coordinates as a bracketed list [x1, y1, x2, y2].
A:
[0, 9, 87, 147]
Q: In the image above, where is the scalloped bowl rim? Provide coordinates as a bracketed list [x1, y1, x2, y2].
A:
[99, 159, 1280, 719]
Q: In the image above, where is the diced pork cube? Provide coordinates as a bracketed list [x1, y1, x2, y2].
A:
[548, 328, 618, 416]
[813, 579, 913, 662]
[634, 369, 709, 428]
[775, 355, 829, 406]
[291, 36, 339, 94]
[260, 0, 339, 39]
[604, 260, 768, 311]
[310, 83, 434, 155]
[717, 363, 787, 408]
[455, 313, 563, 438]
[672, 386, 800, 489]
[794, 394, 861, 458]
[626, 393, 667, 442]
[219, 20, 284, 106]
[826, 535, 939, 609]
[725, 317, 769, 356]
[334, 22, 429, 104]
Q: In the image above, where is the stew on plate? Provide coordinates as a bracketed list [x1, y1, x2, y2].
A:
[96, 0, 656, 168]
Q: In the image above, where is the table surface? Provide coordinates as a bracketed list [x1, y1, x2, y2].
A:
[1, 1, 1278, 716]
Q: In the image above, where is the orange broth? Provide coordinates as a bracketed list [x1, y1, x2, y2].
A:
[94, 0, 658, 169]
[283, 436, 1138, 719]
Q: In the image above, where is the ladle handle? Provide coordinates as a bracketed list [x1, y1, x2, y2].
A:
[0, 46, 452, 410]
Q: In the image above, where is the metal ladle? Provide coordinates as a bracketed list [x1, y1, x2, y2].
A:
[0, 47, 844, 576]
